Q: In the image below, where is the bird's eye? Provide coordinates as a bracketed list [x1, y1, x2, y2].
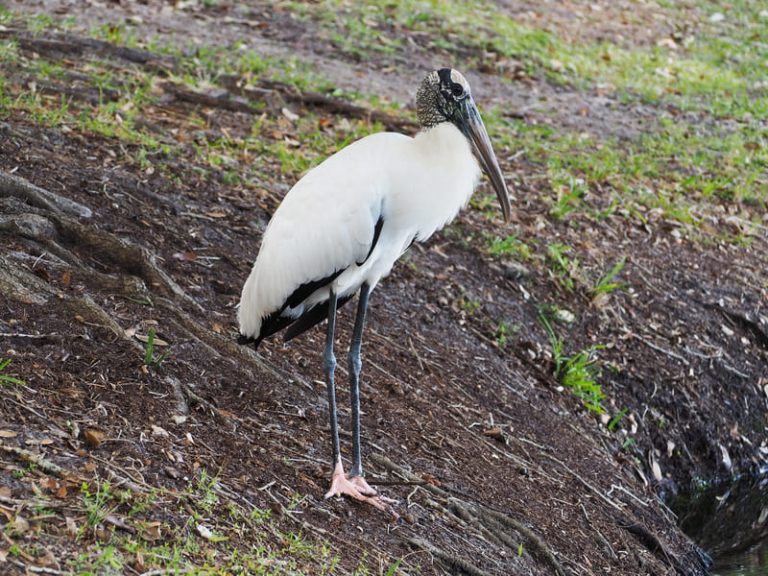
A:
[451, 83, 464, 98]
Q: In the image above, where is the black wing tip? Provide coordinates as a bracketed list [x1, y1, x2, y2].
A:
[237, 333, 263, 350]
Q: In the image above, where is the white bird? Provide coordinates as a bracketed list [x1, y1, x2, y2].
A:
[239, 68, 512, 512]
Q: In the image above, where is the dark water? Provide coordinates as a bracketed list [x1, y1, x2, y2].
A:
[714, 542, 768, 576]
[673, 475, 768, 576]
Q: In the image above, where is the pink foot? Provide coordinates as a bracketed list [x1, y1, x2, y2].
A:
[324, 460, 398, 515]
[349, 475, 397, 504]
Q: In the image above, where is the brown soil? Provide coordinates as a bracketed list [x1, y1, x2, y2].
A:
[1, 1, 765, 575]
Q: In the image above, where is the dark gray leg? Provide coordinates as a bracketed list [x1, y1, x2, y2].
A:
[324, 289, 341, 467]
[347, 283, 370, 478]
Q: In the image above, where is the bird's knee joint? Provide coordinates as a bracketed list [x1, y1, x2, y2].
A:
[347, 352, 362, 375]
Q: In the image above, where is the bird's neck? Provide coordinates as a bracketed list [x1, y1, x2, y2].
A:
[398, 123, 480, 241]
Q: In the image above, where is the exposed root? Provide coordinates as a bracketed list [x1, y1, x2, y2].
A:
[0, 254, 140, 345]
[0, 254, 53, 306]
[617, 516, 701, 575]
[53, 215, 201, 310]
[1, 175, 199, 310]
[0, 443, 75, 480]
[220, 75, 419, 132]
[154, 296, 297, 386]
[403, 536, 492, 576]
[0, 28, 176, 70]
[0, 170, 92, 218]
[161, 81, 259, 114]
[371, 454, 568, 576]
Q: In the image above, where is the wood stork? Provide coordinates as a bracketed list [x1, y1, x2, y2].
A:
[239, 68, 512, 511]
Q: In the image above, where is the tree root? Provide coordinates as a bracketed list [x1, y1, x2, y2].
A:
[403, 536, 492, 576]
[0, 443, 75, 480]
[371, 454, 568, 576]
[154, 296, 297, 386]
[0, 171, 92, 218]
[220, 76, 418, 132]
[53, 215, 201, 310]
[160, 81, 259, 114]
[1, 172, 201, 311]
[0, 28, 176, 71]
[0, 254, 140, 346]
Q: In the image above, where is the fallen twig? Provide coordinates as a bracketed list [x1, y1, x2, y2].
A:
[221, 75, 418, 132]
[1, 443, 71, 478]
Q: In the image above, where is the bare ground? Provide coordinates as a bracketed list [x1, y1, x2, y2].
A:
[1, 1, 766, 575]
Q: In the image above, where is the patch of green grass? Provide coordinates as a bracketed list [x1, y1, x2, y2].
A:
[549, 171, 589, 220]
[0, 358, 25, 387]
[0, 38, 19, 63]
[457, 292, 481, 315]
[26, 12, 55, 34]
[90, 21, 141, 48]
[488, 105, 766, 236]
[495, 321, 518, 350]
[607, 407, 628, 431]
[592, 257, 627, 297]
[540, 311, 606, 414]
[143, 327, 170, 369]
[44, 469, 351, 575]
[304, 0, 767, 120]
[546, 243, 580, 291]
[487, 233, 532, 261]
[81, 479, 116, 530]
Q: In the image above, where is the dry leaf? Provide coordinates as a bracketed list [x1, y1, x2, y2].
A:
[134, 551, 146, 572]
[482, 427, 505, 442]
[719, 443, 732, 470]
[151, 425, 170, 438]
[0, 430, 18, 438]
[65, 516, 78, 538]
[172, 251, 198, 262]
[421, 473, 441, 487]
[36, 548, 57, 567]
[56, 485, 68, 499]
[135, 333, 169, 347]
[84, 429, 105, 448]
[0, 486, 11, 498]
[649, 453, 663, 481]
[12, 516, 30, 534]
[142, 521, 162, 541]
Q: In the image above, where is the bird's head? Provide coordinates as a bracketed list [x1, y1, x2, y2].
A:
[417, 68, 512, 222]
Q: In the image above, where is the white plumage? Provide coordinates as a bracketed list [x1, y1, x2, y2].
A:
[237, 69, 511, 512]
[238, 123, 480, 338]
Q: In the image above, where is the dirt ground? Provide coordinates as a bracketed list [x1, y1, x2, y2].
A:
[1, 1, 766, 575]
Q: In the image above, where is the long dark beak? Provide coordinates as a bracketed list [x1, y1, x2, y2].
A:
[458, 98, 512, 222]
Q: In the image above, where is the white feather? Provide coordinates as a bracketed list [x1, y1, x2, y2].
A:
[238, 122, 480, 338]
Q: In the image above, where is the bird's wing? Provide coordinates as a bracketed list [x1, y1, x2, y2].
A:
[238, 134, 405, 340]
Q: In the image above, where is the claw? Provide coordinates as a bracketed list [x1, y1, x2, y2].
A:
[324, 460, 398, 516]
[348, 476, 397, 503]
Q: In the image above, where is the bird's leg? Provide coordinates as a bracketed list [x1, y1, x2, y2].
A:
[323, 286, 396, 514]
[347, 283, 376, 495]
[324, 289, 342, 472]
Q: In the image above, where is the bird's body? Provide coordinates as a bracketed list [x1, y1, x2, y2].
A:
[239, 69, 512, 513]
[239, 123, 480, 342]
